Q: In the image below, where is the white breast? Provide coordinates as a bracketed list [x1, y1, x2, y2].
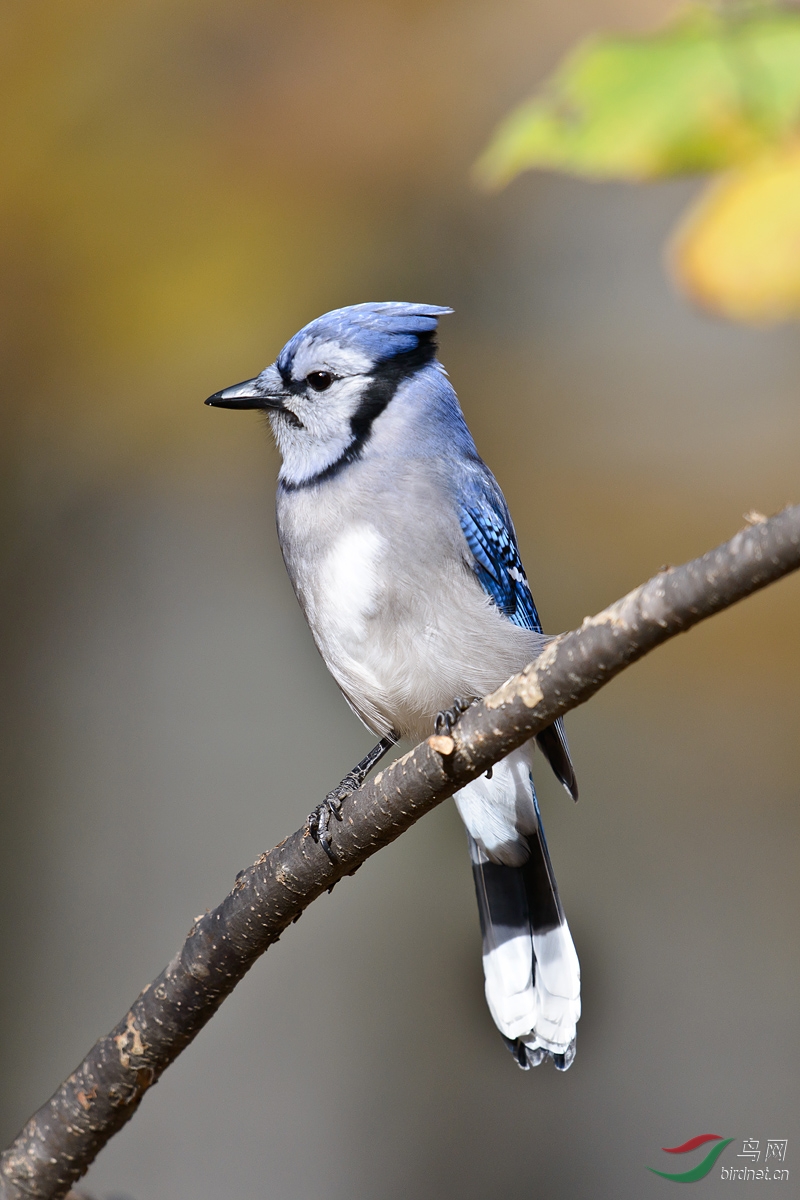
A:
[280, 491, 545, 741]
[316, 524, 386, 648]
[306, 524, 394, 731]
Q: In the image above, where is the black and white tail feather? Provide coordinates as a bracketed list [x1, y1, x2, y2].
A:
[455, 745, 580, 1069]
[458, 502, 580, 1069]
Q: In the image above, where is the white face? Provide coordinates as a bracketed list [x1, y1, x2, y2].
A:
[263, 335, 377, 487]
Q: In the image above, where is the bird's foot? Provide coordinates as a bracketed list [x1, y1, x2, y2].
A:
[434, 696, 471, 736]
[307, 779, 356, 864]
[307, 736, 397, 864]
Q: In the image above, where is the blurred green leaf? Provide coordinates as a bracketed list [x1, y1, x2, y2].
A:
[476, 3, 800, 187]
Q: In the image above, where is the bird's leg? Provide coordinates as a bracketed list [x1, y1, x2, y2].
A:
[308, 735, 397, 863]
[434, 696, 472, 736]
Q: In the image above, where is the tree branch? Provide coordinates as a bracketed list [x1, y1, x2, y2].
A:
[3, 504, 799, 1200]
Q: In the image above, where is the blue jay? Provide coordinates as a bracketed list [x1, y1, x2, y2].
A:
[206, 302, 580, 1070]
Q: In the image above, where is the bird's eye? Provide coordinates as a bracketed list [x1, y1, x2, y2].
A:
[306, 371, 333, 392]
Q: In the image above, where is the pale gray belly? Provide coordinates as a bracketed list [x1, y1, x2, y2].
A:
[288, 517, 544, 741]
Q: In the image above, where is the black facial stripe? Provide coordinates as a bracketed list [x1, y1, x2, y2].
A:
[279, 332, 438, 492]
[348, 335, 436, 447]
[280, 374, 308, 397]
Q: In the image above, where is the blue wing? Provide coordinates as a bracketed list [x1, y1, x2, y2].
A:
[459, 500, 578, 801]
[459, 504, 542, 633]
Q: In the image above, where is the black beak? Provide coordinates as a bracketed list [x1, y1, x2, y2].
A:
[205, 377, 286, 410]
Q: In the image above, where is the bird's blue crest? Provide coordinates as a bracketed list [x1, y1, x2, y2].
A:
[276, 302, 453, 373]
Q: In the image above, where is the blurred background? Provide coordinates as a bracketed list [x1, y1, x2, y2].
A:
[1, 2, 798, 1197]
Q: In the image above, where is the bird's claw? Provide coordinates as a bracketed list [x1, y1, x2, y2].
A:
[307, 781, 355, 863]
[434, 696, 471, 736]
[307, 736, 397, 864]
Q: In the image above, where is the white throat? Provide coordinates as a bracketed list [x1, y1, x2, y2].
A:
[269, 411, 356, 487]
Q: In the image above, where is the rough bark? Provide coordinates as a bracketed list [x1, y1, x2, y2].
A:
[2, 504, 799, 1200]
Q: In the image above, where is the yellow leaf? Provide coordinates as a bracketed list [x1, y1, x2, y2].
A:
[670, 141, 800, 322]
